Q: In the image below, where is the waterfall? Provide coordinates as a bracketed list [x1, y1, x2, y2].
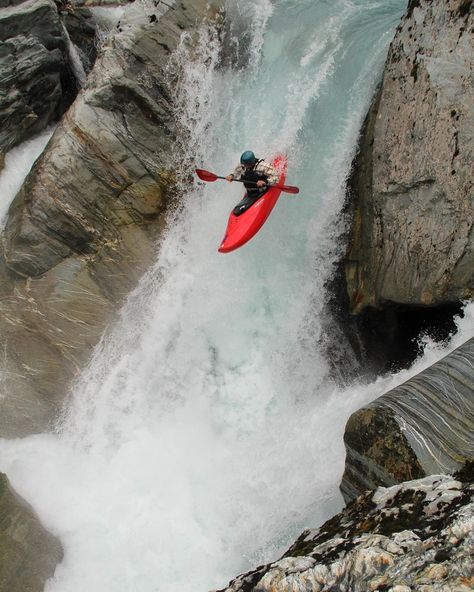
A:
[62, 24, 88, 88]
[1, 1, 473, 591]
[0, 127, 55, 228]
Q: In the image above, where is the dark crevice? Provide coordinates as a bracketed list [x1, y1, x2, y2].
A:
[324, 260, 464, 380]
[457, 0, 472, 18]
[406, 0, 421, 20]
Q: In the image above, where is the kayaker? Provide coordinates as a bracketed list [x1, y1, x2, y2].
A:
[225, 150, 279, 215]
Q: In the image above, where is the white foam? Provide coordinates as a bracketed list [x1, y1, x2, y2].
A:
[0, 127, 55, 228]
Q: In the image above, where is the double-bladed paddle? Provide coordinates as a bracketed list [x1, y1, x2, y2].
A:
[195, 168, 300, 194]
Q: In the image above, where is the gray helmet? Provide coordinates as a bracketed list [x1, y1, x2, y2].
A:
[240, 150, 256, 165]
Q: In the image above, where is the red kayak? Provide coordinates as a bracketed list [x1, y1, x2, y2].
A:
[218, 155, 288, 253]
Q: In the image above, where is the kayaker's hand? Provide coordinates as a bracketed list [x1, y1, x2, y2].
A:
[225, 175, 233, 182]
[256, 180, 266, 188]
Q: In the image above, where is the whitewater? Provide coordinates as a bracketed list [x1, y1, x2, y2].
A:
[1, 1, 473, 591]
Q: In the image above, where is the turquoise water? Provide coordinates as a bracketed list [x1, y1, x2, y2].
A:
[8, 1, 472, 591]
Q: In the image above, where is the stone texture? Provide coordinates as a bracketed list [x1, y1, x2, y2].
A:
[345, 0, 474, 314]
[341, 337, 474, 503]
[218, 474, 474, 592]
[75, 0, 135, 6]
[0, 0, 75, 152]
[0, 0, 25, 7]
[0, 0, 223, 438]
[341, 406, 425, 503]
[61, 5, 98, 74]
[0, 473, 63, 592]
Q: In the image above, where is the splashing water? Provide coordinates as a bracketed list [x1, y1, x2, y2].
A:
[1, 1, 473, 591]
[0, 127, 55, 228]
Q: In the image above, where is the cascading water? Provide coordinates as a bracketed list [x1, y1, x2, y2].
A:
[1, 1, 473, 591]
[62, 25, 88, 88]
[0, 127, 55, 228]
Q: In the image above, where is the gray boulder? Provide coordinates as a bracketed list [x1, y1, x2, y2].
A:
[341, 337, 474, 503]
[0, 0, 74, 153]
[0, 473, 63, 592]
[341, 405, 425, 503]
[345, 0, 474, 314]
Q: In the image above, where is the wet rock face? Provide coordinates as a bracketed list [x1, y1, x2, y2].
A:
[341, 406, 425, 503]
[341, 337, 474, 503]
[0, 0, 75, 152]
[345, 0, 474, 314]
[219, 475, 474, 592]
[0, 0, 223, 438]
[0, 473, 63, 592]
[61, 5, 98, 73]
[0, 0, 24, 6]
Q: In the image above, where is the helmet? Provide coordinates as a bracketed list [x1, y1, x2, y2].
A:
[240, 150, 256, 165]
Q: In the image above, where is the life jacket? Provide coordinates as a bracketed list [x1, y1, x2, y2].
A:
[242, 159, 267, 196]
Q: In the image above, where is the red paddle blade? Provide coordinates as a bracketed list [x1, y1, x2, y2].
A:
[278, 184, 299, 194]
[195, 169, 219, 182]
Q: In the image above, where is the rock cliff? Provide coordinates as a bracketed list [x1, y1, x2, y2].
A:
[218, 472, 474, 592]
[0, 0, 222, 438]
[0, 473, 63, 592]
[341, 336, 474, 503]
[61, 2, 98, 75]
[345, 0, 473, 314]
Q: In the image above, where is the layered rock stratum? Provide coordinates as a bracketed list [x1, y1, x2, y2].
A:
[345, 0, 473, 314]
[0, 0, 79, 153]
[341, 337, 474, 502]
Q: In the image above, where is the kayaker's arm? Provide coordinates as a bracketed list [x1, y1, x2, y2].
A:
[225, 173, 264, 187]
[256, 161, 279, 186]
[226, 164, 245, 182]
[225, 160, 277, 186]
